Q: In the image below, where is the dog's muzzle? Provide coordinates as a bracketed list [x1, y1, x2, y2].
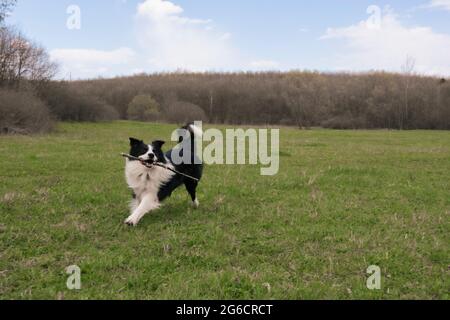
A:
[139, 154, 157, 166]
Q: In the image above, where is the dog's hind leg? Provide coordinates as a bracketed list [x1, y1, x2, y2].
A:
[125, 195, 159, 226]
[185, 180, 199, 209]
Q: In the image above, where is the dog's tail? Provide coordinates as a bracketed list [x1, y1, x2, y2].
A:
[178, 122, 203, 144]
[179, 122, 203, 162]
[186, 122, 203, 140]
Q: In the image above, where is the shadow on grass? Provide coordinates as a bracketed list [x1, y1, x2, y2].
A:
[118, 198, 208, 230]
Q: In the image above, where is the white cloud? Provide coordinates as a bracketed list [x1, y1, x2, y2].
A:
[50, 47, 136, 79]
[423, 0, 450, 11]
[321, 7, 450, 76]
[48, 0, 287, 78]
[135, 0, 239, 71]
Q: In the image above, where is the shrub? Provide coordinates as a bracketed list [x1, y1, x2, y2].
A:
[0, 88, 53, 134]
[127, 95, 161, 121]
[40, 82, 119, 122]
[163, 101, 208, 124]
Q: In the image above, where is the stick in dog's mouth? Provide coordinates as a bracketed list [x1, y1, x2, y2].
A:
[141, 159, 156, 167]
[122, 153, 154, 167]
[121, 153, 200, 182]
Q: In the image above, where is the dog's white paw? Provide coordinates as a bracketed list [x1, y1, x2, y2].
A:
[192, 199, 199, 209]
[124, 216, 139, 227]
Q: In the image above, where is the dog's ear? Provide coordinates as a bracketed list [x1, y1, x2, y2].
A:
[129, 138, 142, 146]
[152, 140, 165, 149]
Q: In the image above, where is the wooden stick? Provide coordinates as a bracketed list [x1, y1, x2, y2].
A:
[121, 153, 200, 182]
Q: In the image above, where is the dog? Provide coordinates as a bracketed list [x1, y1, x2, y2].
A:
[124, 123, 203, 226]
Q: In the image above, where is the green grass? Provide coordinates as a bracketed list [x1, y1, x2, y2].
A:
[0, 121, 449, 300]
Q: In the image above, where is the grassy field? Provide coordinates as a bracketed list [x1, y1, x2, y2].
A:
[0, 121, 449, 300]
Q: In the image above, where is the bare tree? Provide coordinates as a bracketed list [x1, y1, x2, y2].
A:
[0, 0, 16, 24]
[282, 84, 305, 129]
[401, 55, 416, 129]
[281, 74, 318, 129]
[0, 27, 57, 88]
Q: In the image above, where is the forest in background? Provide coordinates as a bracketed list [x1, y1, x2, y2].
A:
[66, 71, 450, 130]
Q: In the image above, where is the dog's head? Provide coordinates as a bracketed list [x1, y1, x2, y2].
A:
[129, 138, 166, 164]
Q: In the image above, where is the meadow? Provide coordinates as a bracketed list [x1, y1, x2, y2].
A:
[0, 121, 448, 299]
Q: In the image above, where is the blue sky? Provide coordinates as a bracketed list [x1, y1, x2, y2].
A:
[7, 0, 450, 79]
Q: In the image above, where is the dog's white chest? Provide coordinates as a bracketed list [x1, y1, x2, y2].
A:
[125, 161, 155, 192]
[125, 161, 174, 197]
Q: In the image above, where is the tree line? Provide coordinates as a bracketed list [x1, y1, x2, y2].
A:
[67, 71, 449, 130]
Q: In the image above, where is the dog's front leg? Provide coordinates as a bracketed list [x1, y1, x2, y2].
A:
[130, 198, 139, 214]
[124, 195, 159, 226]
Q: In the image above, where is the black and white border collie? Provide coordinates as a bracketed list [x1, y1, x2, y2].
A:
[124, 123, 203, 226]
